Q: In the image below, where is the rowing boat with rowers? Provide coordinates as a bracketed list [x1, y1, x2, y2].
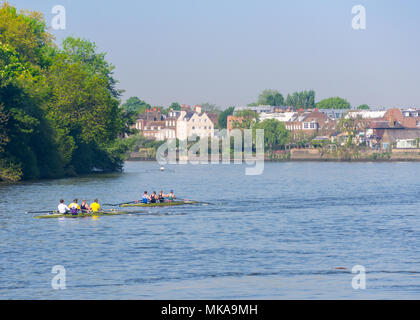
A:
[35, 210, 131, 219]
[120, 200, 198, 208]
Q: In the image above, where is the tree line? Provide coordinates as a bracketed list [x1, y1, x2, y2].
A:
[0, 3, 133, 182]
[248, 89, 369, 110]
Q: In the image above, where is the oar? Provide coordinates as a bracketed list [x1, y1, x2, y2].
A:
[103, 200, 137, 207]
[178, 198, 213, 205]
[25, 210, 55, 214]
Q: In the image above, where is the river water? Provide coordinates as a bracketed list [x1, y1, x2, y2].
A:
[1, 161, 420, 299]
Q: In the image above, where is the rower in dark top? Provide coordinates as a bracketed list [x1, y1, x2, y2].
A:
[150, 191, 159, 203]
[80, 200, 90, 213]
[158, 190, 166, 203]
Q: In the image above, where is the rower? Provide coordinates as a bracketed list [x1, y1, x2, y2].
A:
[167, 190, 176, 202]
[150, 191, 158, 203]
[142, 191, 149, 204]
[68, 199, 81, 215]
[158, 190, 166, 203]
[90, 199, 101, 213]
[81, 200, 91, 213]
[58, 199, 70, 214]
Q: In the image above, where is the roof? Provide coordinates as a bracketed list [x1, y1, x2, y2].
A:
[369, 121, 404, 129]
[383, 129, 420, 142]
[347, 110, 387, 119]
[259, 112, 297, 122]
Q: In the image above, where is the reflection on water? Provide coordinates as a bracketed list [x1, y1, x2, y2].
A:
[1, 161, 420, 299]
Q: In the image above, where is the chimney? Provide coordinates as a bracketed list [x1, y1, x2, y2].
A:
[194, 105, 202, 114]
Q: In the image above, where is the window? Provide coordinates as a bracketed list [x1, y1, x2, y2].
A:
[192, 126, 195, 130]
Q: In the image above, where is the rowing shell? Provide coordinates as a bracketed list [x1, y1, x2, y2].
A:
[120, 201, 198, 208]
[35, 210, 131, 219]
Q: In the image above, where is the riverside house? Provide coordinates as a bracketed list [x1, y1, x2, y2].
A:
[133, 105, 215, 141]
[176, 105, 215, 141]
[381, 129, 420, 150]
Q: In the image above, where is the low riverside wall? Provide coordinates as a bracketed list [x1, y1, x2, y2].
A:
[290, 148, 420, 161]
[127, 148, 420, 162]
[289, 149, 321, 160]
[391, 148, 420, 161]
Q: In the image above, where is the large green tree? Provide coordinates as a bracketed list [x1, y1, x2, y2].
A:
[253, 119, 289, 150]
[0, 3, 131, 181]
[122, 96, 151, 114]
[257, 90, 284, 106]
[357, 104, 370, 110]
[316, 97, 351, 109]
[249, 89, 284, 106]
[285, 90, 316, 109]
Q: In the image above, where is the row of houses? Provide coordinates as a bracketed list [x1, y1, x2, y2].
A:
[228, 106, 420, 150]
[132, 103, 420, 150]
[227, 108, 338, 135]
[132, 105, 217, 141]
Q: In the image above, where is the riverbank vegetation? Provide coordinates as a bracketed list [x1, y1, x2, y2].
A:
[0, 3, 133, 182]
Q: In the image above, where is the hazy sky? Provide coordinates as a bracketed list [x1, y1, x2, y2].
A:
[7, 0, 420, 109]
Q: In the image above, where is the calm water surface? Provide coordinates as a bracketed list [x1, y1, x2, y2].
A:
[1, 161, 420, 299]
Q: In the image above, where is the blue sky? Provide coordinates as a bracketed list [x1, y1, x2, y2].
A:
[6, 0, 420, 109]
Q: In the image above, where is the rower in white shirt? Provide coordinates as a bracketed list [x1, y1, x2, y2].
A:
[58, 199, 70, 214]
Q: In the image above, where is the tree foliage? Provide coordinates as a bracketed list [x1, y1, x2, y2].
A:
[0, 3, 131, 182]
[357, 104, 370, 110]
[255, 90, 284, 106]
[253, 119, 289, 149]
[121, 96, 151, 114]
[199, 102, 221, 114]
[218, 106, 234, 129]
[285, 90, 315, 109]
[316, 97, 351, 110]
[338, 116, 367, 146]
[169, 102, 181, 111]
[232, 110, 258, 130]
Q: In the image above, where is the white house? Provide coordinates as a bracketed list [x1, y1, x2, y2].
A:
[176, 108, 214, 141]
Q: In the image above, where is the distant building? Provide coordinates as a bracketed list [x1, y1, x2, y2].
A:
[176, 106, 214, 141]
[227, 116, 244, 132]
[347, 110, 387, 119]
[234, 105, 273, 114]
[142, 121, 166, 140]
[259, 112, 298, 122]
[381, 129, 420, 150]
[318, 109, 349, 120]
[285, 111, 335, 134]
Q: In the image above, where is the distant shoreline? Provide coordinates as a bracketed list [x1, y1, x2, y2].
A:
[126, 150, 420, 162]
